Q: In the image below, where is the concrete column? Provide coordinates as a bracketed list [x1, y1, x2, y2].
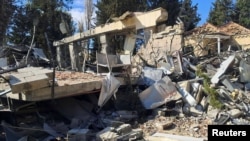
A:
[217, 37, 221, 54]
[124, 33, 136, 54]
[56, 46, 62, 69]
[100, 34, 108, 54]
[69, 42, 80, 71]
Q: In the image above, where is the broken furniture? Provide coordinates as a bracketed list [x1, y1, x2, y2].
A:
[96, 52, 131, 74]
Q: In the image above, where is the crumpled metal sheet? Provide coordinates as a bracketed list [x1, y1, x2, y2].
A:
[139, 76, 177, 109]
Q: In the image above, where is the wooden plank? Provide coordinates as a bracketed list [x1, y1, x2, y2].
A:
[22, 80, 102, 101]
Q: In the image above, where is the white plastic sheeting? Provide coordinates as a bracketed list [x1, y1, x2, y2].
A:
[32, 48, 50, 62]
[98, 73, 121, 108]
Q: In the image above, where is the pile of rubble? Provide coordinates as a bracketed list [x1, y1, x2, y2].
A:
[1, 49, 250, 141]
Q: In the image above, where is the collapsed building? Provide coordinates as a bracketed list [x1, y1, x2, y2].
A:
[184, 21, 250, 57]
[0, 7, 250, 141]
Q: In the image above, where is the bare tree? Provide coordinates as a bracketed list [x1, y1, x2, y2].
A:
[80, 0, 94, 71]
[84, 0, 94, 30]
[0, 0, 15, 45]
[84, 0, 94, 58]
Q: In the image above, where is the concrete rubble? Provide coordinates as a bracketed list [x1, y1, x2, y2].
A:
[1, 49, 250, 141]
[1, 7, 250, 141]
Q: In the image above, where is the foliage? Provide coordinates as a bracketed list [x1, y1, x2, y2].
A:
[235, 0, 250, 28]
[147, 0, 180, 26]
[95, 0, 200, 29]
[196, 65, 223, 109]
[0, 0, 16, 45]
[94, 0, 200, 54]
[207, 0, 234, 26]
[95, 0, 147, 26]
[8, 0, 75, 60]
[8, 5, 32, 45]
[179, 0, 201, 31]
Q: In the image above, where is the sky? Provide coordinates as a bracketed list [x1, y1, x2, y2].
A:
[69, 0, 216, 28]
[69, 0, 86, 24]
[192, 0, 215, 26]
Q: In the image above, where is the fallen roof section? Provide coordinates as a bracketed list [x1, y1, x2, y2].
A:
[1, 67, 104, 101]
[53, 7, 168, 46]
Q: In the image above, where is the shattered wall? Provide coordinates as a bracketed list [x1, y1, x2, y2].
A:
[233, 35, 250, 49]
[184, 36, 208, 57]
[131, 23, 184, 75]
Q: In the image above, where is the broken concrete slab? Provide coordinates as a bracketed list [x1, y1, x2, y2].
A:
[151, 132, 205, 141]
[96, 127, 117, 141]
[239, 59, 250, 83]
[9, 74, 50, 93]
[67, 129, 90, 141]
[98, 131, 119, 141]
[227, 109, 243, 118]
[176, 83, 197, 107]
[115, 124, 132, 135]
[220, 75, 237, 92]
[231, 118, 250, 125]
[145, 136, 179, 141]
[211, 55, 235, 84]
[116, 129, 143, 141]
[155, 121, 174, 130]
[115, 110, 138, 121]
[6, 67, 54, 93]
[18, 80, 102, 101]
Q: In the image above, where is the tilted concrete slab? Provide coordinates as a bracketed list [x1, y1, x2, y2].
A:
[2, 67, 138, 101]
[7, 67, 53, 93]
[53, 7, 168, 46]
[23, 81, 102, 101]
[10, 74, 50, 93]
[6, 80, 102, 101]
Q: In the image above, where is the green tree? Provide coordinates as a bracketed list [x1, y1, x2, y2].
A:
[96, 0, 200, 31]
[0, 0, 16, 45]
[208, 0, 234, 26]
[95, 0, 148, 54]
[147, 0, 180, 26]
[179, 0, 201, 31]
[235, 0, 250, 28]
[8, 0, 75, 59]
[8, 5, 32, 45]
[95, 0, 147, 25]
